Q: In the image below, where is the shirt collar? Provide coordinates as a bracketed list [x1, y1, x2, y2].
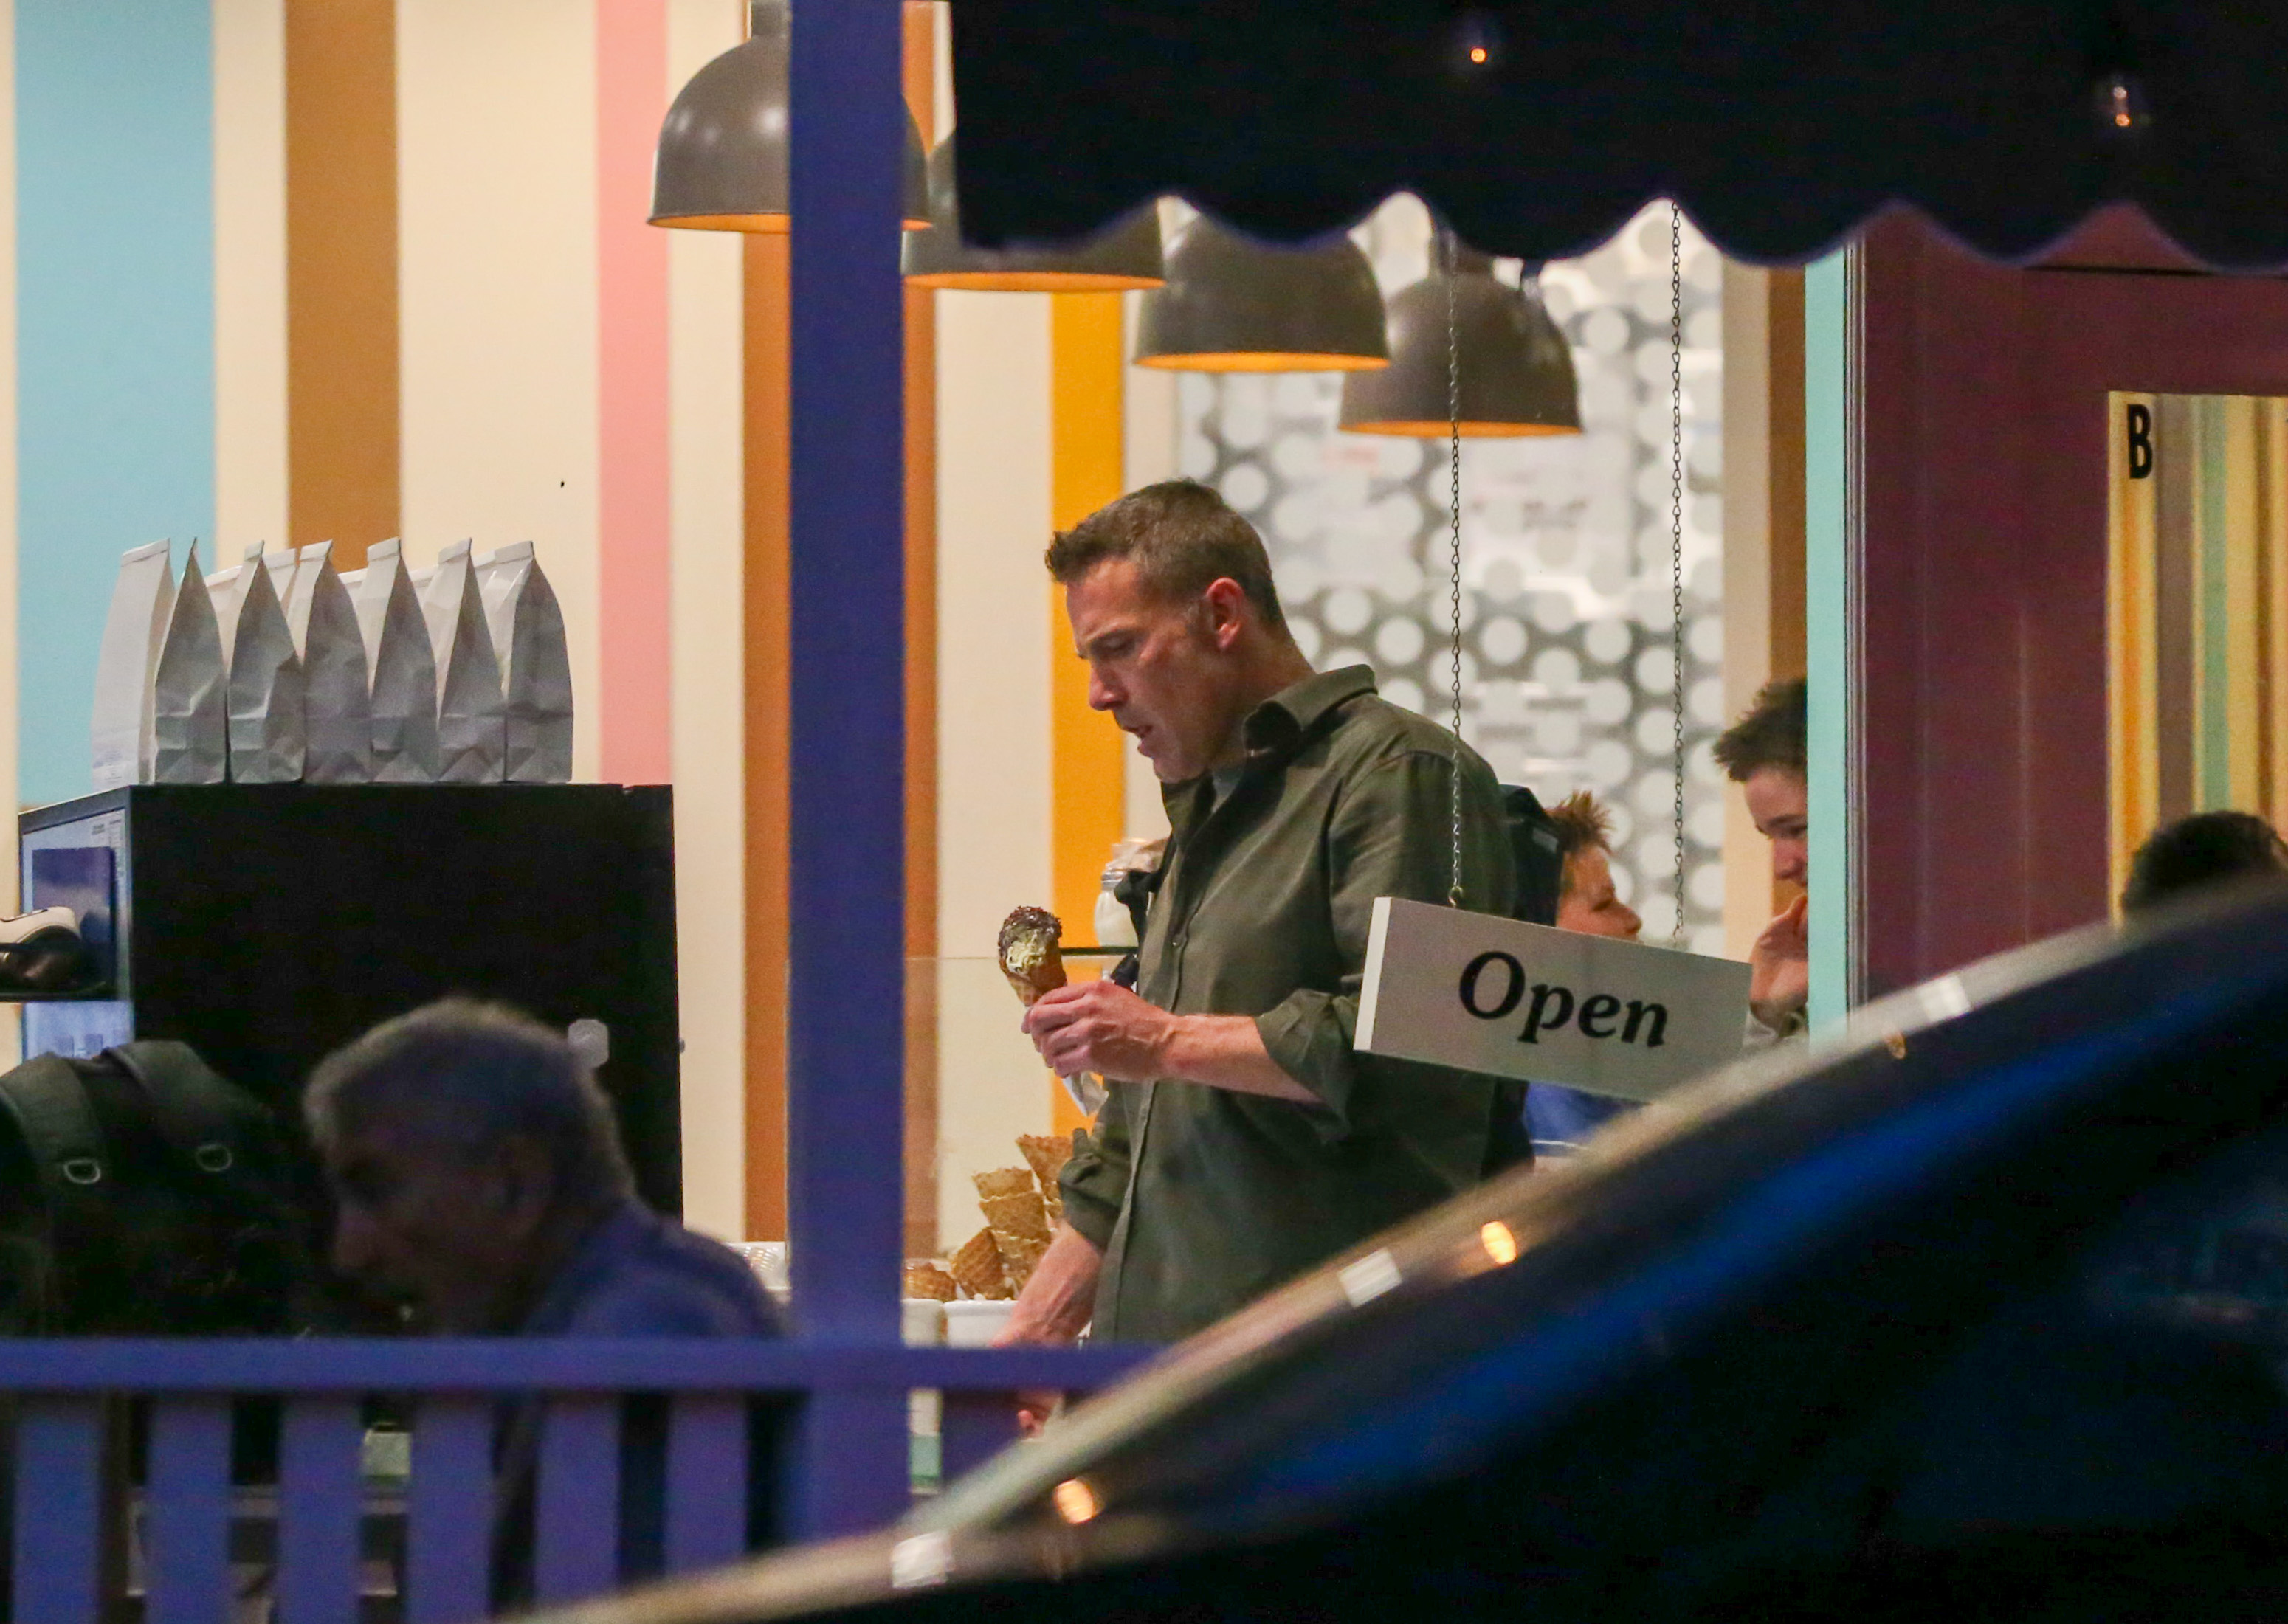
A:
[1159, 666, 1378, 831]
[516, 1200, 647, 1336]
[1241, 665, 1379, 756]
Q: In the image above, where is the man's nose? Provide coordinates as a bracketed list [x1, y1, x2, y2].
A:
[1086, 666, 1119, 711]
[1622, 905, 1643, 938]
[1775, 843, 1808, 884]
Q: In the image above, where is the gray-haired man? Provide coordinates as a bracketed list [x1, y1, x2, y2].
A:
[306, 999, 780, 1603]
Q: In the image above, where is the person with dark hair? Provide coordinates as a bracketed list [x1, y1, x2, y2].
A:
[1524, 792, 1646, 1155]
[307, 998, 780, 1604]
[1713, 677, 1809, 1040]
[2122, 810, 2288, 913]
[1006, 478, 1516, 1351]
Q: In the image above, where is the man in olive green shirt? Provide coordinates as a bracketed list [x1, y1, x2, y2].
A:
[1003, 480, 1515, 1350]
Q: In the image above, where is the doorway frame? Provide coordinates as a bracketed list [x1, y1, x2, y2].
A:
[1850, 212, 2288, 999]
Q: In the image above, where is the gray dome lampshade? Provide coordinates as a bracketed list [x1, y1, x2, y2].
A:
[650, 0, 930, 232]
[1339, 245, 1582, 435]
[1133, 216, 1389, 372]
[903, 133, 1163, 291]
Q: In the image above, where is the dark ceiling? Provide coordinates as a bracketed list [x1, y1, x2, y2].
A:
[947, 1, 2288, 269]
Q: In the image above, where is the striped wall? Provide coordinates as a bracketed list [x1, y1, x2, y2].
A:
[1, 0, 1177, 1250]
[664, 0, 750, 1250]
[18, 1, 216, 811]
[2, 0, 757, 1233]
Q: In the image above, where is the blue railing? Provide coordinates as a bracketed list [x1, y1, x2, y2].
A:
[0, 1338, 1149, 1623]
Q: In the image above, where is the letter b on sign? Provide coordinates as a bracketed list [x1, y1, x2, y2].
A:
[2126, 402, 2154, 480]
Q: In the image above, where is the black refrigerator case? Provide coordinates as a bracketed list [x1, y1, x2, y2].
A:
[18, 784, 682, 1218]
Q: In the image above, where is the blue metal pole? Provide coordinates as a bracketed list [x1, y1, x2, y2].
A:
[784, 0, 910, 1537]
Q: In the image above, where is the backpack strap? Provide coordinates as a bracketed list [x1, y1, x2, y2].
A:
[108, 1042, 312, 1336]
[0, 1054, 114, 1247]
[105, 1041, 277, 1189]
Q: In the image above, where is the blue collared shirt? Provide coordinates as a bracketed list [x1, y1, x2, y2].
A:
[1524, 1083, 1638, 1158]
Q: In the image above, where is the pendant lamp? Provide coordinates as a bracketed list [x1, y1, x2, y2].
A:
[903, 133, 1163, 291]
[650, 0, 930, 232]
[1339, 242, 1580, 435]
[1133, 217, 1389, 373]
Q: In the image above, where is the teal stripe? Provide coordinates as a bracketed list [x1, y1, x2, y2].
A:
[1804, 250, 1851, 1029]
[16, 1, 215, 808]
[2195, 398, 2233, 807]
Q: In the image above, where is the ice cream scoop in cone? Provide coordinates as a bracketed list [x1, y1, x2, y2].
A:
[997, 905, 1066, 1006]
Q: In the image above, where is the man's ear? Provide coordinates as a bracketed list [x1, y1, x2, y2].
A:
[1201, 578, 1250, 650]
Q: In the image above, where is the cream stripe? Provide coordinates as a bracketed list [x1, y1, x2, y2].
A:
[213, 0, 289, 549]
[1120, 286, 1177, 844]
[396, 0, 602, 783]
[666, 0, 748, 1241]
[934, 288, 1052, 1248]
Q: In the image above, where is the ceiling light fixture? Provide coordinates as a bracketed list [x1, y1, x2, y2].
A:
[1339, 236, 1581, 436]
[650, 0, 929, 232]
[1133, 217, 1389, 373]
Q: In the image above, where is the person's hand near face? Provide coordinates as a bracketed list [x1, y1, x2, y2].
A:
[1750, 893, 1810, 1032]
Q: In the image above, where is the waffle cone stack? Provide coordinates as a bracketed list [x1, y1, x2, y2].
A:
[936, 1135, 1082, 1300]
[903, 1262, 957, 1302]
[947, 1227, 1010, 1300]
[1018, 1133, 1072, 1226]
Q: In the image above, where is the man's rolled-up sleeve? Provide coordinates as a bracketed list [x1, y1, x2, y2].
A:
[1255, 748, 1513, 1140]
[1057, 1087, 1133, 1251]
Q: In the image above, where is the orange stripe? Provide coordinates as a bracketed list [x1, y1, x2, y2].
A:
[1049, 293, 1129, 1136]
[286, 0, 400, 567]
[744, 232, 792, 1243]
[902, 0, 940, 1254]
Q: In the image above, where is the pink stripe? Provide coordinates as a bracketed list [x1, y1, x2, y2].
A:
[596, 0, 673, 785]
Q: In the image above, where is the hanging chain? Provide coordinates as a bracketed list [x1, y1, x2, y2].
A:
[1669, 204, 1688, 947]
[1447, 227, 1467, 907]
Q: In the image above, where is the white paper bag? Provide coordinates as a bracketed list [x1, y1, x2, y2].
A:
[224, 550, 306, 784]
[476, 542, 574, 784]
[421, 540, 506, 783]
[285, 544, 373, 784]
[351, 540, 441, 784]
[261, 548, 301, 623]
[91, 541, 175, 788]
[150, 542, 228, 784]
[209, 545, 271, 659]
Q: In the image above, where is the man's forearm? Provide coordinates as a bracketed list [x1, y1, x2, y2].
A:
[1159, 1014, 1319, 1104]
[998, 1223, 1103, 1345]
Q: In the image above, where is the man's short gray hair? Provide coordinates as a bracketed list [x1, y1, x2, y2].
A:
[305, 998, 634, 1203]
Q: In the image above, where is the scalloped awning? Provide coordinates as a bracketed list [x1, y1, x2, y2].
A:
[947, 0, 2288, 269]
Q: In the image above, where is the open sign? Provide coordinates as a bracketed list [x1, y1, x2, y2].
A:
[1354, 897, 1751, 1100]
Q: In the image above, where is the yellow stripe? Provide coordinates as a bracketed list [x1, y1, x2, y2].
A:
[1049, 292, 1128, 1134]
[2224, 396, 2264, 809]
[2264, 407, 2288, 823]
[2107, 393, 2159, 910]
